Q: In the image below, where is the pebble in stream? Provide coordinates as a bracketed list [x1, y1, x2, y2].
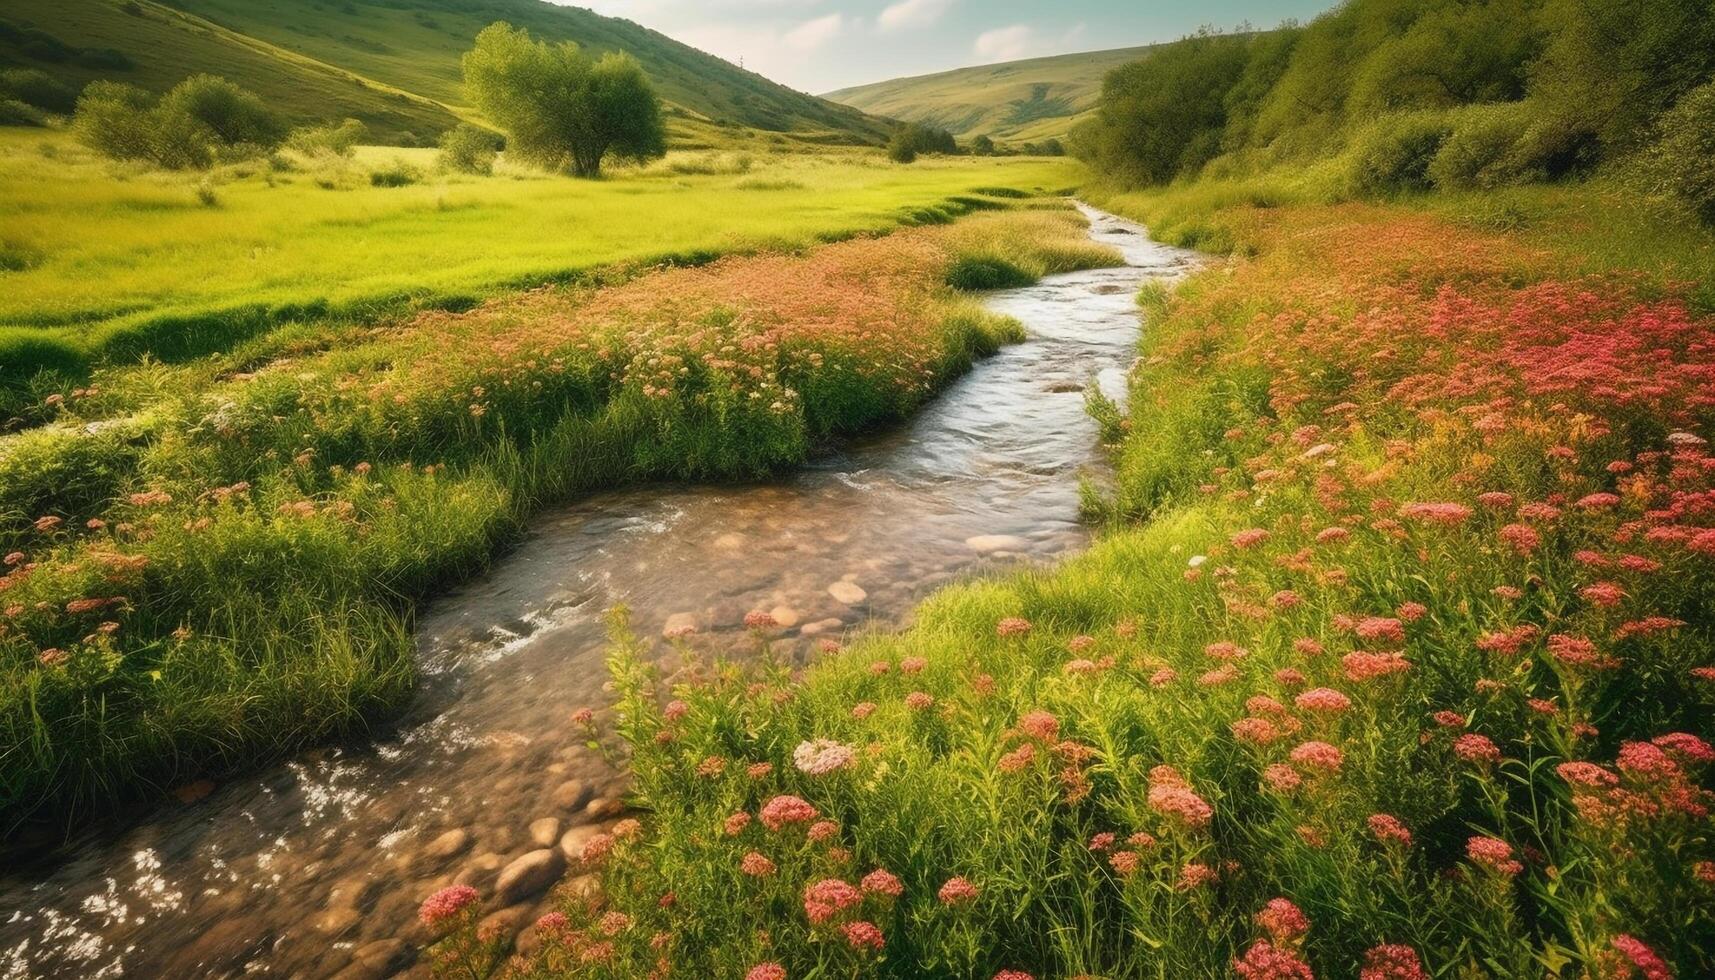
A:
[0, 205, 1199, 979]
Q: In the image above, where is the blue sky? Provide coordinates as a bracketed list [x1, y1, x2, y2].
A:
[563, 1, 1340, 94]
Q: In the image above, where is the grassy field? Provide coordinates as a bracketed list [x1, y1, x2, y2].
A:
[479, 179, 1715, 978]
[0, 128, 1080, 412]
[824, 43, 1163, 142]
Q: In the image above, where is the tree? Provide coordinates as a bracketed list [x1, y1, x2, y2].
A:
[969, 134, 996, 156]
[461, 22, 665, 178]
[73, 75, 282, 169]
[438, 122, 502, 175]
[157, 74, 285, 151]
[72, 80, 155, 162]
[887, 122, 957, 164]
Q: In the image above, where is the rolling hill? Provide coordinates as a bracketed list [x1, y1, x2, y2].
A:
[0, 0, 890, 146]
[825, 44, 1163, 143]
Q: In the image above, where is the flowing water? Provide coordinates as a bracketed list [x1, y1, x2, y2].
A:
[0, 205, 1196, 979]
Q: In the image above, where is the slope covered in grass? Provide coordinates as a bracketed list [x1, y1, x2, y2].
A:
[0, 0, 459, 142]
[489, 185, 1715, 978]
[824, 44, 1162, 142]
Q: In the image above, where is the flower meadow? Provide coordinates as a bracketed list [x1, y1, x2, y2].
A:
[448, 196, 1715, 978]
[0, 201, 1117, 829]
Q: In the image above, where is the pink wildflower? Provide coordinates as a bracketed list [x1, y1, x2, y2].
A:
[741, 851, 777, 877]
[1255, 897, 1310, 941]
[860, 868, 903, 898]
[1368, 813, 1412, 847]
[840, 921, 884, 952]
[1233, 940, 1314, 979]
[938, 876, 979, 905]
[1290, 740, 1344, 773]
[746, 965, 787, 980]
[1466, 836, 1523, 875]
[1360, 945, 1428, 980]
[1295, 688, 1352, 713]
[760, 795, 819, 831]
[418, 884, 478, 927]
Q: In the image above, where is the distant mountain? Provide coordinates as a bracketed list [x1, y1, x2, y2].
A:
[0, 0, 891, 145]
[825, 44, 1165, 143]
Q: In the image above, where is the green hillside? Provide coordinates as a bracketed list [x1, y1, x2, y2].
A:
[825, 44, 1164, 142]
[164, 0, 890, 143]
[0, 0, 891, 146]
[0, 0, 459, 143]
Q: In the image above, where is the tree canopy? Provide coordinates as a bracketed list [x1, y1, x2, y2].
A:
[462, 22, 665, 178]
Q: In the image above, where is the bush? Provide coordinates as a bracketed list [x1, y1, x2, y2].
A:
[436, 122, 501, 174]
[1633, 79, 1715, 225]
[887, 138, 917, 164]
[72, 80, 156, 162]
[1430, 101, 1591, 190]
[0, 68, 76, 114]
[944, 254, 1036, 290]
[887, 122, 957, 165]
[157, 74, 286, 151]
[369, 160, 422, 187]
[1345, 110, 1453, 195]
[0, 99, 44, 127]
[287, 118, 366, 158]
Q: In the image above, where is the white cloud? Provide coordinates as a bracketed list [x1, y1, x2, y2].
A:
[972, 22, 1087, 63]
[878, 0, 955, 32]
[783, 12, 846, 50]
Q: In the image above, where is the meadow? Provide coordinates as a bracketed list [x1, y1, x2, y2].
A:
[0, 127, 1080, 416]
[444, 179, 1715, 979]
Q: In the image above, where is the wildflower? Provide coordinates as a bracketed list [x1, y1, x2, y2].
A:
[724, 811, 752, 835]
[1609, 935, 1671, 980]
[1109, 850, 1140, 875]
[868, 660, 890, 676]
[534, 910, 568, 933]
[1400, 502, 1472, 525]
[1295, 688, 1351, 713]
[1014, 710, 1060, 742]
[793, 739, 855, 775]
[905, 691, 934, 710]
[37, 648, 68, 667]
[1149, 668, 1179, 686]
[418, 884, 478, 927]
[1354, 617, 1406, 647]
[1616, 742, 1678, 780]
[860, 868, 902, 898]
[998, 742, 1036, 773]
[1466, 836, 1523, 875]
[1368, 813, 1412, 847]
[746, 965, 787, 980]
[581, 833, 615, 865]
[1199, 664, 1239, 686]
[1256, 897, 1310, 942]
[1499, 523, 1541, 554]
[993, 972, 1036, 980]
[1290, 740, 1344, 773]
[1315, 526, 1350, 544]
[740, 851, 776, 877]
[1396, 601, 1427, 621]
[1577, 492, 1621, 510]
[1063, 658, 1099, 675]
[1343, 652, 1412, 682]
[612, 818, 642, 840]
[1294, 637, 1325, 656]
[807, 820, 839, 843]
[743, 610, 778, 630]
[1580, 581, 1626, 607]
[1149, 782, 1214, 828]
[1232, 528, 1271, 549]
[570, 707, 595, 727]
[1088, 832, 1116, 852]
[1652, 732, 1714, 764]
[1205, 640, 1248, 660]
[697, 755, 727, 778]
[598, 910, 630, 935]
[747, 761, 774, 779]
[1176, 862, 1218, 890]
[1263, 764, 1302, 793]
[1477, 492, 1514, 510]
[1232, 717, 1283, 745]
[33, 516, 62, 533]
[663, 699, 689, 722]
[996, 617, 1031, 637]
[802, 878, 861, 924]
[900, 655, 927, 674]
[1359, 945, 1428, 980]
[1233, 939, 1314, 979]
[1275, 668, 1307, 687]
[840, 921, 884, 952]
[937, 876, 979, 905]
[1272, 589, 1304, 609]
[760, 795, 818, 831]
[1454, 734, 1503, 765]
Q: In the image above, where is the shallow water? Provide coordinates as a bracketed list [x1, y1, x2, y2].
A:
[0, 205, 1196, 979]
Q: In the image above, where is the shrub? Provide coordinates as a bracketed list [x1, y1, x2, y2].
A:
[72, 80, 156, 162]
[0, 99, 44, 127]
[1430, 101, 1592, 190]
[436, 122, 500, 174]
[369, 160, 422, 187]
[944, 254, 1035, 290]
[1633, 79, 1715, 225]
[886, 138, 916, 164]
[157, 74, 286, 152]
[888, 122, 957, 164]
[287, 118, 367, 158]
[1345, 110, 1453, 195]
[0, 68, 76, 114]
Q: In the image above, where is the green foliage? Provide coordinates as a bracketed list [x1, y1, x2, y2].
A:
[1346, 110, 1452, 195]
[287, 118, 367, 158]
[72, 74, 282, 170]
[943, 254, 1034, 290]
[888, 122, 958, 164]
[462, 22, 666, 178]
[71, 80, 155, 162]
[968, 134, 996, 156]
[156, 74, 286, 152]
[0, 68, 76, 114]
[436, 122, 501, 175]
[368, 159, 422, 187]
[0, 99, 45, 127]
[1632, 80, 1715, 226]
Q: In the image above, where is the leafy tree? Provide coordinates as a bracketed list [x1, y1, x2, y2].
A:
[438, 122, 502, 175]
[73, 75, 283, 169]
[461, 22, 665, 178]
[0, 69, 77, 114]
[887, 122, 957, 163]
[72, 80, 155, 162]
[968, 134, 996, 156]
[157, 74, 286, 151]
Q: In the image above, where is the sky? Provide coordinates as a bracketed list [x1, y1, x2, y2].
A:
[561, 0, 1340, 94]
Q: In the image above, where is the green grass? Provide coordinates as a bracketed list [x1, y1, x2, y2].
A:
[0, 128, 1082, 406]
[824, 43, 1165, 142]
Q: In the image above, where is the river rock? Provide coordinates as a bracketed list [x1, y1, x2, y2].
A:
[826, 581, 867, 605]
[768, 605, 800, 628]
[799, 617, 843, 637]
[558, 825, 602, 862]
[454, 852, 505, 889]
[583, 796, 625, 820]
[560, 872, 601, 899]
[326, 874, 383, 911]
[661, 612, 698, 637]
[423, 829, 472, 863]
[495, 849, 566, 905]
[965, 534, 1029, 553]
[529, 817, 563, 848]
[315, 906, 363, 936]
[551, 779, 593, 811]
[332, 939, 414, 980]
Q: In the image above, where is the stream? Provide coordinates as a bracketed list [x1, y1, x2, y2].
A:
[0, 204, 1197, 979]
